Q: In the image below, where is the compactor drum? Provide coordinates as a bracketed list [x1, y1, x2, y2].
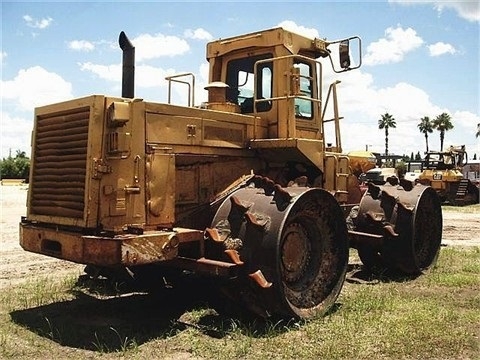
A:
[350, 180, 442, 274]
[20, 27, 443, 320]
[208, 177, 349, 318]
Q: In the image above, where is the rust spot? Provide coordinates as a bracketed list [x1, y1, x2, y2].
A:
[244, 212, 267, 229]
[230, 195, 250, 213]
[383, 224, 399, 237]
[249, 269, 272, 288]
[366, 210, 384, 223]
[224, 249, 244, 265]
[205, 227, 221, 242]
[397, 201, 414, 213]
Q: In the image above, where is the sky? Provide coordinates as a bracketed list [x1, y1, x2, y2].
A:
[1, 0, 479, 161]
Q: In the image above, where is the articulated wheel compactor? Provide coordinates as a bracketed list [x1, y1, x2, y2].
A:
[20, 27, 442, 319]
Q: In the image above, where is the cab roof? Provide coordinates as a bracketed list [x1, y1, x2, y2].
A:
[206, 27, 330, 60]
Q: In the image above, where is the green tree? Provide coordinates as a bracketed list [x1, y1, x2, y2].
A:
[417, 116, 433, 153]
[0, 150, 30, 180]
[378, 112, 396, 157]
[432, 113, 454, 151]
[396, 161, 406, 178]
[415, 151, 422, 160]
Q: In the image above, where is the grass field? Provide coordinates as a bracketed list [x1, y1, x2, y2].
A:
[0, 246, 478, 360]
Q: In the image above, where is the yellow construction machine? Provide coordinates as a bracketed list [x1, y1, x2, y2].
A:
[417, 145, 479, 205]
[20, 27, 442, 319]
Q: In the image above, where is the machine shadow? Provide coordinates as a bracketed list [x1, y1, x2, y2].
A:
[9, 275, 305, 352]
[346, 263, 420, 285]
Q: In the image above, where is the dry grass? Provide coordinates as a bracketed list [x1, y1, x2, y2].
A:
[0, 246, 478, 360]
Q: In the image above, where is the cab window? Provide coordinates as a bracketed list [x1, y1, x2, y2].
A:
[226, 54, 273, 114]
[293, 61, 313, 120]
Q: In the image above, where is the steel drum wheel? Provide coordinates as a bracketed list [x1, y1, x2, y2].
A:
[276, 190, 349, 318]
[411, 187, 443, 271]
[209, 185, 349, 319]
[355, 183, 443, 275]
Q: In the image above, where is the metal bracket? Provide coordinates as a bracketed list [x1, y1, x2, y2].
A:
[187, 124, 196, 138]
[92, 158, 112, 179]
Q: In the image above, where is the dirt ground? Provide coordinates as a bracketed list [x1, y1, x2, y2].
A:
[1, 184, 479, 289]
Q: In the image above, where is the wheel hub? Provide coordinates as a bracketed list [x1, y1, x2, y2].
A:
[281, 222, 310, 283]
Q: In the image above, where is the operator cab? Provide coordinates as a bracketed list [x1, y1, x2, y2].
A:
[205, 27, 360, 141]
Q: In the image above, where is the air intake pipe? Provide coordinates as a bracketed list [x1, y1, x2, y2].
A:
[119, 31, 135, 99]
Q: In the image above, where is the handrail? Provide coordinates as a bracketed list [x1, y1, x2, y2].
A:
[165, 72, 196, 107]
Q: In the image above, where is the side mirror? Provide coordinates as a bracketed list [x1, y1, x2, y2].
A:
[327, 36, 361, 73]
[339, 40, 350, 69]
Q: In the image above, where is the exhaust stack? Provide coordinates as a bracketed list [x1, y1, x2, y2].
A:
[119, 31, 135, 99]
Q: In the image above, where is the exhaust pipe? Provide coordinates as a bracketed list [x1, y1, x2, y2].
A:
[119, 31, 135, 99]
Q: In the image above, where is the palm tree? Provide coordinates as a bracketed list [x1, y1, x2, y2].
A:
[378, 112, 396, 157]
[432, 113, 454, 151]
[417, 116, 433, 153]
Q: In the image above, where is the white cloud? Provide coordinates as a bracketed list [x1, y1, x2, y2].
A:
[23, 14, 53, 29]
[1, 112, 32, 159]
[451, 110, 480, 132]
[364, 26, 424, 66]
[441, 1, 480, 22]
[389, 0, 480, 22]
[443, 110, 480, 155]
[184, 28, 213, 41]
[79, 62, 179, 89]
[136, 65, 177, 88]
[0, 51, 6, 63]
[132, 33, 190, 62]
[193, 62, 210, 105]
[277, 20, 320, 39]
[1, 66, 73, 111]
[68, 40, 95, 52]
[333, 67, 479, 155]
[428, 42, 457, 56]
[79, 62, 121, 82]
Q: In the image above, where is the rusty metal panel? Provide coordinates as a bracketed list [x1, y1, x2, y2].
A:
[83, 237, 121, 266]
[20, 224, 86, 263]
[146, 153, 175, 227]
[176, 167, 199, 204]
[21, 221, 204, 266]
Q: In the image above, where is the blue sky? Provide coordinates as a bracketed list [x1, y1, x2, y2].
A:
[1, 0, 479, 159]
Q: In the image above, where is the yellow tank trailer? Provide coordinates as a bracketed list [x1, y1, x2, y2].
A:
[20, 27, 442, 319]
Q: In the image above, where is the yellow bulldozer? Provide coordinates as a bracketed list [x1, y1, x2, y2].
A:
[417, 145, 479, 205]
[20, 27, 442, 320]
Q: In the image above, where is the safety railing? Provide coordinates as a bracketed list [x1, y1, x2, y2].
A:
[165, 72, 196, 107]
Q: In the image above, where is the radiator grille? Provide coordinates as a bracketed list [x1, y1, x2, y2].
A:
[30, 107, 90, 219]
